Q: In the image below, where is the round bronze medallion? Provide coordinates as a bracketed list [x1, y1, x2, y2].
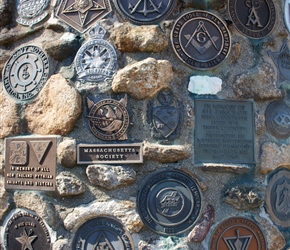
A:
[265, 101, 290, 139]
[266, 169, 290, 227]
[2, 45, 49, 101]
[72, 216, 134, 250]
[228, 0, 276, 39]
[210, 217, 267, 250]
[137, 169, 202, 235]
[3, 209, 51, 250]
[171, 11, 231, 70]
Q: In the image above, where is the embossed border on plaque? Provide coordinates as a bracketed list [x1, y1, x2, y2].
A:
[77, 143, 143, 164]
[285, 0, 290, 33]
[5, 137, 56, 191]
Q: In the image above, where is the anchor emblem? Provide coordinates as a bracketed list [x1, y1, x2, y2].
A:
[128, 0, 162, 16]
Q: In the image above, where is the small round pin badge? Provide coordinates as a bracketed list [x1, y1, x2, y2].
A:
[171, 10, 231, 70]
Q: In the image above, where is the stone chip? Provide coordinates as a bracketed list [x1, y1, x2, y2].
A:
[56, 172, 85, 197]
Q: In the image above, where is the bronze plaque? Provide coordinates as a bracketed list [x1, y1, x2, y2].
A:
[210, 217, 267, 249]
[266, 169, 290, 227]
[5, 137, 56, 191]
[194, 99, 255, 164]
[3, 209, 51, 250]
[77, 143, 143, 164]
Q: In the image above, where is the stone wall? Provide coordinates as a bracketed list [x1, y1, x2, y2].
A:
[0, 0, 290, 249]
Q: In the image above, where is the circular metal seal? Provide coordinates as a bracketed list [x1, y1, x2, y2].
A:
[3, 209, 51, 250]
[228, 0, 276, 39]
[171, 11, 231, 70]
[209, 217, 267, 250]
[72, 216, 134, 250]
[285, 0, 290, 33]
[114, 0, 176, 25]
[265, 101, 290, 139]
[266, 169, 290, 227]
[137, 169, 202, 235]
[2, 45, 49, 101]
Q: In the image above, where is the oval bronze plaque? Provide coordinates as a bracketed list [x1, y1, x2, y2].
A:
[137, 169, 202, 235]
[171, 10, 231, 70]
[209, 217, 267, 250]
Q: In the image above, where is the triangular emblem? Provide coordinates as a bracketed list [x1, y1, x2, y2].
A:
[31, 141, 51, 163]
[92, 231, 115, 250]
[223, 230, 252, 250]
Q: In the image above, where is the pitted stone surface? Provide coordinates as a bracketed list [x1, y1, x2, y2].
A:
[200, 163, 251, 174]
[57, 139, 76, 168]
[52, 239, 70, 250]
[112, 58, 173, 99]
[56, 172, 85, 197]
[188, 76, 222, 95]
[110, 23, 168, 52]
[86, 165, 136, 190]
[25, 74, 82, 135]
[64, 199, 143, 233]
[0, 0, 15, 27]
[0, 176, 10, 219]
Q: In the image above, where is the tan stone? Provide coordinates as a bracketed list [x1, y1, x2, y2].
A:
[25, 74, 82, 135]
[57, 138, 76, 168]
[56, 172, 85, 197]
[0, 176, 10, 218]
[112, 57, 173, 99]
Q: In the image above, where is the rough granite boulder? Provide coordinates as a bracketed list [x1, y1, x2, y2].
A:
[56, 172, 85, 197]
[57, 139, 77, 168]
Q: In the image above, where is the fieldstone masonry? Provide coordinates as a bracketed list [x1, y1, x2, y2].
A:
[0, 0, 289, 249]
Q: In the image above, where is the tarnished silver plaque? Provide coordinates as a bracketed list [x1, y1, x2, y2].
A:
[2, 45, 49, 101]
[17, 0, 50, 26]
[285, 0, 290, 33]
[194, 99, 255, 164]
[75, 23, 117, 82]
[77, 143, 143, 164]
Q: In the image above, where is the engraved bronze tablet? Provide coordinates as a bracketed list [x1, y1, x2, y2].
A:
[74, 23, 117, 82]
[228, 0, 276, 39]
[5, 137, 56, 191]
[114, 0, 176, 25]
[3, 209, 51, 250]
[72, 216, 134, 250]
[194, 99, 255, 164]
[137, 169, 202, 235]
[265, 101, 290, 139]
[86, 95, 129, 140]
[209, 217, 267, 249]
[77, 143, 143, 164]
[266, 169, 290, 227]
[171, 11, 231, 70]
[2, 45, 49, 101]
[55, 0, 112, 33]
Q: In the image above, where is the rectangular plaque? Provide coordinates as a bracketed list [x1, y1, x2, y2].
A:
[194, 99, 255, 164]
[5, 136, 56, 191]
[77, 143, 143, 164]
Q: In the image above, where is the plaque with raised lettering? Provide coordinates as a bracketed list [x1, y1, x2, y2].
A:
[5, 137, 56, 191]
[77, 143, 143, 164]
[194, 99, 255, 164]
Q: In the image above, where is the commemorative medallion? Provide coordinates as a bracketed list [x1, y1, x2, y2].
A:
[114, 0, 176, 25]
[74, 23, 117, 82]
[17, 0, 50, 26]
[147, 89, 182, 144]
[266, 169, 290, 227]
[56, 0, 112, 33]
[210, 217, 267, 250]
[137, 169, 202, 235]
[265, 101, 290, 139]
[171, 11, 231, 70]
[285, 0, 290, 33]
[3, 209, 51, 250]
[2, 45, 49, 101]
[72, 216, 134, 250]
[86, 95, 129, 140]
[228, 0, 276, 39]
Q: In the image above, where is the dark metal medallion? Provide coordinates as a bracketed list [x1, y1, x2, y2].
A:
[147, 89, 183, 144]
[75, 23, 117, 82]
[228, 0, 276, 39]
[268, 39, 290, 85]
[171, 10, 231, 70]
[17, 0, 50, 26]
[285, 0, 290, 33]
[265, 101, 290, 139]
[3, 209, 51, 250]
[5, 137, 56, 191]
[2, 45, 49, 101]
[55, 0, 112, 33]
[266, 169, 290, 227]
[114, 0, 176, 25]
[72, 216, 134, 250]
[86, 95, 129, 140]
[209, 217, 267, 250]
[137, 169, 202, 236]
